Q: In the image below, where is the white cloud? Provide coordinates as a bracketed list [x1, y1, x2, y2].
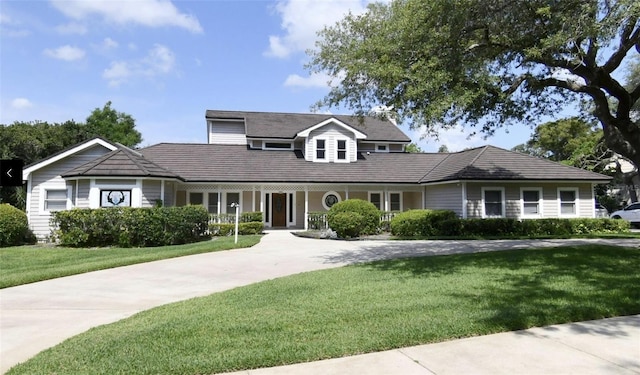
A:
[50, 0, 203, 33]
[265, 0, 371, 58]
[11, 98, 33, 109]
[55, 22, 87, 35]
[284, 72, 333, 88]
[103, 44, 176, 87]
[409, 124, 485, 152]
[0, 13, 31, 37]
[43, 45, 86, 61]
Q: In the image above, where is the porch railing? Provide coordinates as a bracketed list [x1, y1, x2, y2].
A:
[209, 212, 263, 225]
[306, 211, 400, 231]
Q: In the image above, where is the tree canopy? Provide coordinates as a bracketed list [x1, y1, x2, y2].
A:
[307, 0, 640, 169]
[85, 101, 142, 147]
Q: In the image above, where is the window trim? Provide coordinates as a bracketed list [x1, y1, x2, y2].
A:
[520, 187, 543, 218]
[40, 186, 72, 214]
[322, 191, 342, 210]
[334, 137, 349, 163]
[368, 191, 383, 210]
[376, 144, 389, 153]
[314, 138, 327, 162]
[481, 187, 506, 218]
[388, 191, 403, 212]
[558, 187, 579, 217]
[262, 142, 294, 151]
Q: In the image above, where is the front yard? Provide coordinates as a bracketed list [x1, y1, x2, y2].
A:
[7, 244, 640, 375]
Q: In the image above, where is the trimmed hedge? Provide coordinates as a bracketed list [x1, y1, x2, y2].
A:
[391, 211, 631, 237]
[52, 205, 210, 247]
[327, 199, 380, 238]
[390, 209, 458, 236]
[0, 204, 34, 247]
[209, 222, 264, 236]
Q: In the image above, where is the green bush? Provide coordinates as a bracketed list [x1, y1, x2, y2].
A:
[52, 205, 210, 247]
[327, 199, 380, 237]
[209, 222, 264, 236]
[390, 209, 458, 236]
[409, 217, 630, 238]
[328, 212, 364, 239]
[0, 204, 31, 247]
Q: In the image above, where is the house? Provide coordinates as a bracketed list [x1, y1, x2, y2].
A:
[23, 110, 611, 240]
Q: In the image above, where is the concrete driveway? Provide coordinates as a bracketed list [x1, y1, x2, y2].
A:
[1, 232, 639, 373]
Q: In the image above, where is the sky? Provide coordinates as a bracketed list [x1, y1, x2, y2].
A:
[0, 0, 540, 152]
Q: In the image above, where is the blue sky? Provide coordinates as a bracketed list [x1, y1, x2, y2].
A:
[0, 0, 537, 152]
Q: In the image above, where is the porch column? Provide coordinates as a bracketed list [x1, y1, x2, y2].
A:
[304, 186, 309, 230]
[217, 186, 221, 215]
[252, 185, 256, 212]
[160, 180, 165, 205]
[462, 182, 468, 219]
[345, 185, 349, 200]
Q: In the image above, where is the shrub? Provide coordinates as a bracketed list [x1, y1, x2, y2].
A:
[52, 205, 210, 247]
[390, 209, 458, 237]
[210, 222, 264, 236]
[329, 212, 364, 239]
[327, 199, 380, 237]
[0, 204, 30, 247]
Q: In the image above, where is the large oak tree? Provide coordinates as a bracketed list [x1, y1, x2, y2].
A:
[307, 0, 640, 169]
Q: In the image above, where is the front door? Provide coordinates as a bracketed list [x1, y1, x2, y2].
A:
[272, 193, 287, 227]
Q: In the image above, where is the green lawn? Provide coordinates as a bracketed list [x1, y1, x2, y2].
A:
[0, 236, 262, 288]
[8, 245, 639, 375]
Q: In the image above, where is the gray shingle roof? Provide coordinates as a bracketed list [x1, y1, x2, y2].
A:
[136, 144, 610, 184]
[205, 109, 412, 142]
[62, 147, 182, 180]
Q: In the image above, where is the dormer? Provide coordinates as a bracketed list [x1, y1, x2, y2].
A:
[206, 115, 246, 145]
[297, 118, 367, 163]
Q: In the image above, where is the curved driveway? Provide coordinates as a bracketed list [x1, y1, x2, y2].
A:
[1, 232, 639, 373]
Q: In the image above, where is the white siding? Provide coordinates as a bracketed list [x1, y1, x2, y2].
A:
[425, 184, 463, 217]
[142, 180, 162, 207]
[76, 180, 91, 208]
[305, 124, 357, 162]
[29, 146, 112, 240]
[208, 120, 246, 145]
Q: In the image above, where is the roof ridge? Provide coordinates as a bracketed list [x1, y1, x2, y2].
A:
[419, 153, 452, 182]
[468, 145, 490, 166]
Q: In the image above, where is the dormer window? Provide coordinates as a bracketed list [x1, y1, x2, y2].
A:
[337, 140, 347, 160]
[316, 139, 326, 159]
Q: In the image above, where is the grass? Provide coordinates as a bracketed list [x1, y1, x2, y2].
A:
[0, 236, 262, 288]
[8, 245, 640, 375]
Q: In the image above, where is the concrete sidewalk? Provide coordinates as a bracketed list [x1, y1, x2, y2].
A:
[226, 315, 640, 375]
[1, 232, 639, 373]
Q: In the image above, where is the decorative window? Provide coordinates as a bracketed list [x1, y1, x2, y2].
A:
[337, 140, 347, 160]
[521, 188, 542, 217]
[226, 192, 240, 214]
[482, 187, 505, 218]
[43, 188, 70, 212]
[316, 139, 326, 160]
[322, 191, 341, 210]
[100, 190, 132, 207]
[389, 192, 402, 211]
[376, 144, 389, 152]
[369, 191, 382, 210]
[208, 193, 219, 214]
[558, 188, 578, 216]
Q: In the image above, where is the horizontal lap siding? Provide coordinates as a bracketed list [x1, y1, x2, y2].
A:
[466, 182, 595, 219]
[142, 180, 161, 207]
[29, 146, 112, 240]
[308, 124, 357, 162]
[209, 121, 246, 145]
[425, 184, 463, 217]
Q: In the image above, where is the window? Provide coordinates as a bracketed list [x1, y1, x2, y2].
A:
[389, 192, 402, 211]
[189, 192, 203, 205]
[337, 140, 347, 160]
[376, 144, 388, 152]
[264, 142, 292, 150]
[559, 188, 578, 216]
[44, 189, 69, 212]
[322, 191, 341, 210]
[226, 192, 240, 214]
[316, 139, 326, 160]
[482, 188, 505, 217]
[208, 193, 219, 214]
[521, 188, 542, 217]
[369, 192, 382, 210]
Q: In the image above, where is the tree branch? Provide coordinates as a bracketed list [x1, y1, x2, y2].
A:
[603, 23, 640, 73]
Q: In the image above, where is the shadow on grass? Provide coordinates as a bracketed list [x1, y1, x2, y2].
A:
[355, 245, 640, 335]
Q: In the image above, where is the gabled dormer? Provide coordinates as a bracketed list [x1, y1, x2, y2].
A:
[206, 114, 246, 145]
[297, 118, 366, 163]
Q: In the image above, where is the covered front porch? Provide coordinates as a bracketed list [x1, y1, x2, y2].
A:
[173, 183, 424, 229]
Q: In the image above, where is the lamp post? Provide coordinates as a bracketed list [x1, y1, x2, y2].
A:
[230, 202, 239, 244]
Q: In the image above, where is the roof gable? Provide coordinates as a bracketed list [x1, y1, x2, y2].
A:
[296, 118, 367, 139]
[23, 138, 117, 180]
[62, 147, 182, 180]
